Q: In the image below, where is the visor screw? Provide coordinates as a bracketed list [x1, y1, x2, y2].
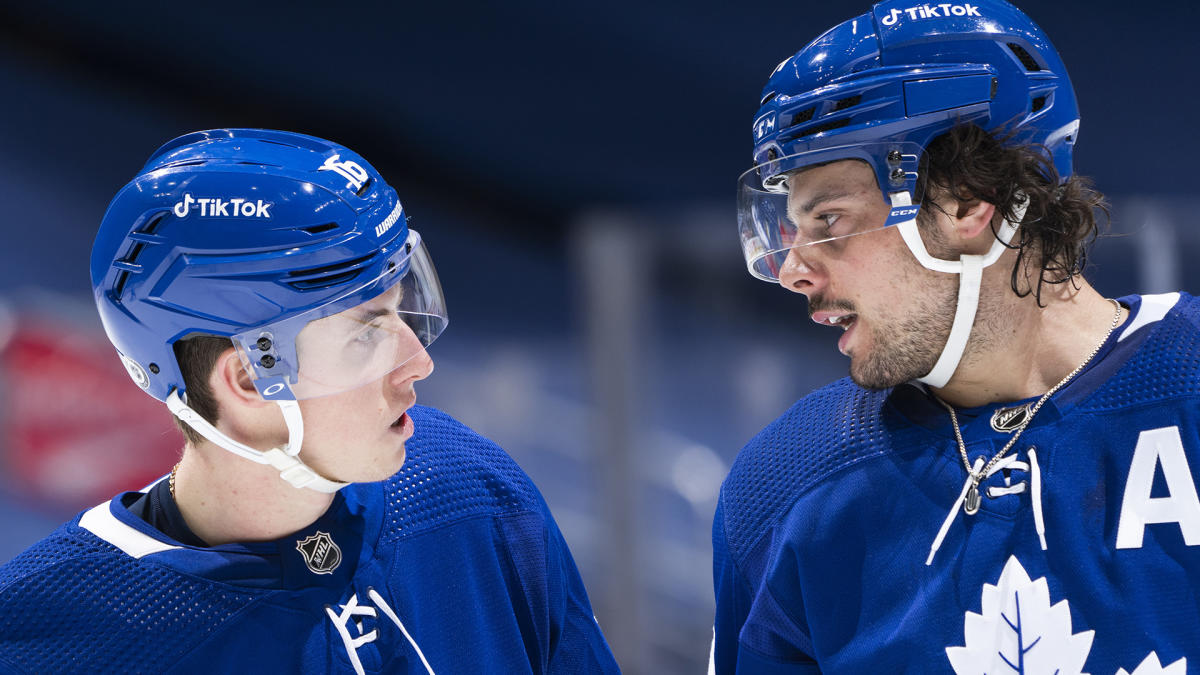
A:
[890, 168, 906, 183]
[887, 150, 902, 163]
[257, 337, 272, 351]
[260, 355, 276, 368]
[148, 363, 160, 374]
[767, 148, 778, 161]
[405, 242, 412, 254]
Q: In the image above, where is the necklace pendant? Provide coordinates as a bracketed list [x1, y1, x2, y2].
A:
[964, 485, 981, 515]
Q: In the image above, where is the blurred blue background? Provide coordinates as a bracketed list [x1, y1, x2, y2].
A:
[0, 2, 1197, 672]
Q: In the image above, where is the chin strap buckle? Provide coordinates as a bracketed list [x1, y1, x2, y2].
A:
[264, 448, 347, 493]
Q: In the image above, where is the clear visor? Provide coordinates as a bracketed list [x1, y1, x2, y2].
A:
[232, 230, 448, 400]
[737, 143, 924, 281]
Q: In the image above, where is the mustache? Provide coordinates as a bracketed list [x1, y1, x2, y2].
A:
[807, 297, 857, 319]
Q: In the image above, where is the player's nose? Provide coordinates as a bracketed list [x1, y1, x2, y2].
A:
[392, 347, 434, 387]
[778, 246, 825, 297]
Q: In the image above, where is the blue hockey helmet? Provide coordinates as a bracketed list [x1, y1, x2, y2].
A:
[739, 0, 1078, 282]
[737, 0, 1078, 389]
[92, 129, 448, 405]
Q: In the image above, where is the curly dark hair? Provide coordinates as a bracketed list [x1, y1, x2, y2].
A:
[916, 124, 1108, 305]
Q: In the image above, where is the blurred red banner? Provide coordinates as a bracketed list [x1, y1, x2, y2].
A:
[1, 314, 182, 508]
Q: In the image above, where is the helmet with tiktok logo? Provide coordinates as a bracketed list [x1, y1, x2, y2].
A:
[737, 0, 1078, 386]
[92, 129, 448, 492]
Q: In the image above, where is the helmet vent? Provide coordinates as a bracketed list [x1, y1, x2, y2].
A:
[788, 108, 815, 128]
[256, 138, 302, 149]
[800, 118, 851, 138]
[833, 95, 861, 111]
[285, 253, 375, 290]
[761, 92, 778, 106]
[1031, 95, 1047, 112]
[139, 212, 168, 235]
[301, 222, 338, 235]
[1007, 43, 1042, 71]
[355, 178, 373, 197]
[112, 271, 129, 300]
[121, 242, 146, 266]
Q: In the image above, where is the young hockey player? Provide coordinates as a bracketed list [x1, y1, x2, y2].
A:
[0, 129, 619, 675]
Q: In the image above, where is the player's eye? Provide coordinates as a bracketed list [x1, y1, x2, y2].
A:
[819, 213, 840, 234]
[353, 322, 383, 346]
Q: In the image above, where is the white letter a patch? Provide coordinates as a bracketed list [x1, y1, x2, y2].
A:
[1116, 426, 1200, 549]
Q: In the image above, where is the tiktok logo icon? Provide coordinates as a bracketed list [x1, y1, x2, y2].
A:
[172, 193, 273, 219]
[880, 3, 981, 26]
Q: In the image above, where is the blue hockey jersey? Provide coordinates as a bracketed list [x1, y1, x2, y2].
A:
[0, 406, 619, 674]
[712, 293, 1200, 674]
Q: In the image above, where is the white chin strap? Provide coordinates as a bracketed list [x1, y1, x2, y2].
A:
[166, 390, 348, 493]
[890, 192, 1024, 389]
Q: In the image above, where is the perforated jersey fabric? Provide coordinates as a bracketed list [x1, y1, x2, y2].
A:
[712, 293, 1200, 673]
[381, 406, 539, 543]
[0, 405, 619, 674]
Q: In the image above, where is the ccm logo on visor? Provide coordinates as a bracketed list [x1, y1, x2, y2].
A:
[884, 205, 920, 227]
[881, 3, 981, 25]
[173, 193, 273, 219]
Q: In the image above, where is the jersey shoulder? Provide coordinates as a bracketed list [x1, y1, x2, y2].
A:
[0, 517, 260, 673]
[0, 519, 113, 593]
[719, 378, 909, 564]
[1084, 291, 1200, 411]
[374, 405, 546, 543]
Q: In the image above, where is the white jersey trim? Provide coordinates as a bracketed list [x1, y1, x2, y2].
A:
[79, 500, 182, 559]
[1118, 292, 1180, 342]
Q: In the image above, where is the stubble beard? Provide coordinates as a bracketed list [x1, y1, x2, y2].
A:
[847, 270, 959, 390]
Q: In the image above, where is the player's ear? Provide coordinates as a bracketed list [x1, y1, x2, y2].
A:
[210, 347, 271, 409]
[951, 198, 997, 241]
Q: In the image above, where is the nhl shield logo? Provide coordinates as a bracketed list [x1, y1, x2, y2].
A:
[990, 403, 1034, 433]
[296, 531, 342, 575]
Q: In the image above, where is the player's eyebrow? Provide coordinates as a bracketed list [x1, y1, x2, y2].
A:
[796, 189, 852, 215]
[347, 287, 405, 324]
[352, 307, 392, 323]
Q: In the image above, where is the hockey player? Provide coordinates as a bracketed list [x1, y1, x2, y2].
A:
[714, 1, 1198, 672]
[0, 129, 619, 674]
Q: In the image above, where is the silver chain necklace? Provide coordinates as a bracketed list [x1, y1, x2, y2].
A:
[936, 299, 1122, 515]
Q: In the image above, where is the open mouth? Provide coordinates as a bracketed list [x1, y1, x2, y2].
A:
[390, 412, 408, 429]
[812, 310, 859, 355]
[813, 311, 857, 331]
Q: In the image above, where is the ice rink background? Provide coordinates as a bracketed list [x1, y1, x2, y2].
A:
[0, 2, 1197, 672]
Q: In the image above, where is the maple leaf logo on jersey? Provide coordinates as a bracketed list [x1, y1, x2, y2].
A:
[946, 556, 1094, 674]
[1116, 652, 1187, 675]
[296, 531, 342, 575]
